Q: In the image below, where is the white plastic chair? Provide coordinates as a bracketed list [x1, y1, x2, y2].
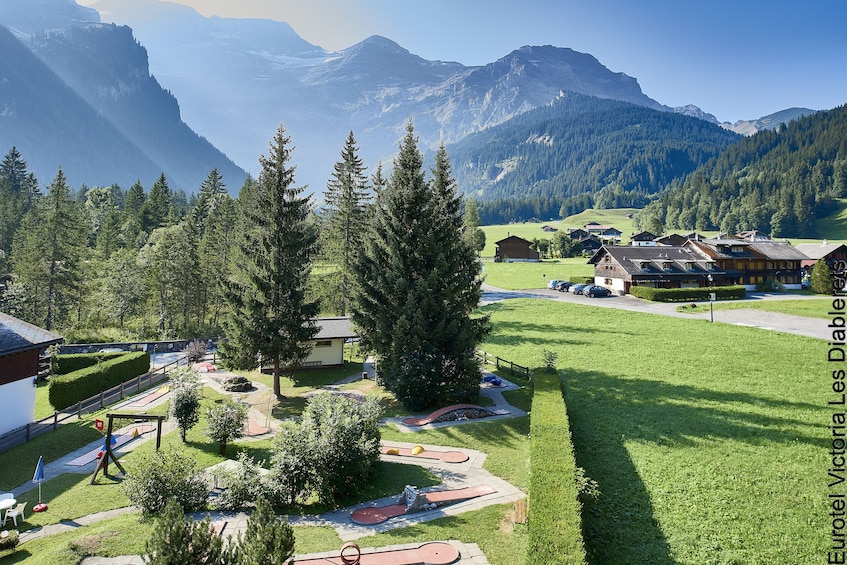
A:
[3, 501, 26, 527]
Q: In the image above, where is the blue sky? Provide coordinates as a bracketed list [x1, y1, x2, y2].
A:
[82, 0, 846, 123]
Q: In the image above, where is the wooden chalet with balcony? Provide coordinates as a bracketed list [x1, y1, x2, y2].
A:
[684, 238, 808, 290]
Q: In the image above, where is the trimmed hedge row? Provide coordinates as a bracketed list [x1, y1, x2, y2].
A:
[51, 351, 128, 375]
[48, 351, 151, 410]
[527, 371, 587, 565]
[569, 276, 593, 284]
[629, 285, 746, 302]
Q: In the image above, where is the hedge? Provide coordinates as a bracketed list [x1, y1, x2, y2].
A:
[569, 276, 593, 284]
[51, 351, 128, 375]
[48, 351, 151, 410]
[629, 285, 746, 302]
[527, 371, 587, 565]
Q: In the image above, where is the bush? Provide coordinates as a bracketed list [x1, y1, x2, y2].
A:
[213, 451, 269, 511]
[0, 530, 19, 552]
[629, 285, 746, 302]
[143, 498, 226, 565]
[51, 351, 127, 375]
[269, 393, 382, 506]
[49, 351, 150, 410]
[122, 447, 208, 515]
[527, 371, 587, 564]
[183, 339, 208, 363]
[205, 401, 247, 455]
[169, 367, 201, 442]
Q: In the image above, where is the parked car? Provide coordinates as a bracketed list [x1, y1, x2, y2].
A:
[570, 283, 589, 295]
[547, 279, 563, 289]
[556, 281, 571, 292]
[583, 285, 612, 298]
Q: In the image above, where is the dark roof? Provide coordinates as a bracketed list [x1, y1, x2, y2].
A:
[655, 233, 688, 246]
[748, 241, 809, 261]
[588, 245, 717, 276]
[631, 231, 658, 241]
[314, 317, 358, 340]
[0, 313, 63, 357]
[495, 235, 533, 245]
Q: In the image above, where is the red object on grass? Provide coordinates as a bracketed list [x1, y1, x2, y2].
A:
[33, 503, 48, 512]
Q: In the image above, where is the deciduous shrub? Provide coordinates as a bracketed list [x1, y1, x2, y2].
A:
[183, 339, 208, 363]
[268, 393, 382, 506]
[205, 401, 247, 455]
[122, 447, 208, 515]
[49, 351, 150, 410]
[213, 451, 268, 511]
[0, 530, 19, 552]
[629, 285, 746, 302]
[169, 367, 201, 442]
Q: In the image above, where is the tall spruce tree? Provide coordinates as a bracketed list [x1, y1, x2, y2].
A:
[10, 168, 85, 330]
[222, 124, 320, 397]
[321, 131, 371, 315]
[141, 173, 173, 232]
[352, 123, 488, 409]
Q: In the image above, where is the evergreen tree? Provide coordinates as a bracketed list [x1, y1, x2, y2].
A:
[222, 124, 320, 397]
[321, 131, 371, 315]
[352, 122, 489, 410]
[463, 197, 486, 255]
[191, 167, 227, 238]
[143, 498, 224, 565]
[11, 168, 85, 330]
[197, 194, 237, 327]
[142, 173, 173, 232]
[231, 496, 295, 565]
[811, 258, 834, 295]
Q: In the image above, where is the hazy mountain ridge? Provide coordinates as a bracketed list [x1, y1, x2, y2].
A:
[0, 0, 247, 192]
[721, 107, 817, 136]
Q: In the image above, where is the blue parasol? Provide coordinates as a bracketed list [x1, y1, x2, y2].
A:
[32, 455, 47, 511]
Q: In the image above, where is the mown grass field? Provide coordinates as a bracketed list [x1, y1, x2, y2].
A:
[480, 298, 825, 564]
[678, 297, 833, 319]
[481, 258, 594, 290]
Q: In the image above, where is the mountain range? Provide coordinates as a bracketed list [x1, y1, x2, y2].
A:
[0, 0, 824, 201]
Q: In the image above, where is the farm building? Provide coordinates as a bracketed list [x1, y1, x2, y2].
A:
[495, 235, 540, 262]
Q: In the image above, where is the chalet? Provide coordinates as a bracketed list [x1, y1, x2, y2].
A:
[0, 313, 63, 436]
[567, 228, 590, 240]
[630, 231, 658, 246]
[588, 245, 722, 295]
[495, 235, 540, 262]
[795, 242, 847, 271]
[583, 222, 603, 234]
[577, 235, 602, 253]
[599, 227, 623, 242]
[684, 238, 808, 290]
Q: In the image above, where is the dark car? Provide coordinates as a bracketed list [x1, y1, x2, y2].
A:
[570, 283, 588, 295]
[556, 281, 571, 292]
[583, 285, 612, 298]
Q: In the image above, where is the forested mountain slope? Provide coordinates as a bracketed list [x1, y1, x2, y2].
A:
[445, 91, 741, 224]
[636, 104, 847, 238]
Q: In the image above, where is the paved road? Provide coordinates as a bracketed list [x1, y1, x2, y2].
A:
[481, 283, 832, 340]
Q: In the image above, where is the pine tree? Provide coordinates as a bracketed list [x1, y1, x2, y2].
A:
[231, 496, 295, 565]
[321, 131, 371, 315]
[191, 168, 227, 238]
[352, 122, 489, 410]
[463, 196, 486, 255]
[222, 124, 320, 397]
[811, 258, 834, 295]
[143, 498, 223, 565]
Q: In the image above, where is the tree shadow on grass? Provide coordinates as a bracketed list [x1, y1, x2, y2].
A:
[563, 369, 819, 564]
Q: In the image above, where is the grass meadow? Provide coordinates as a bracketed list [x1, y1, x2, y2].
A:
[678, 297, 833, 319]
[480, 298, 826, 564]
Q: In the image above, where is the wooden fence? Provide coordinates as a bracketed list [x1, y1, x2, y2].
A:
[476, 350, 532, 380]
[0, 356, 187, 454]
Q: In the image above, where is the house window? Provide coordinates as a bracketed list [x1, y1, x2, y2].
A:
[314, 340, 332, 348]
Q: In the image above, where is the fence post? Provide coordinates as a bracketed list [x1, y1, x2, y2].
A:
[53, 411, 58, 431]
[99, 391, 104, 409]
[496, 357, 501, 370]
[120, 382, 125, 399]
[26, 422, 31, 442]
[77, 401, 82, 419]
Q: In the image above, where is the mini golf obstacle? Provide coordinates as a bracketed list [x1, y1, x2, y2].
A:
[292, 541, 460, 565]
[380, 445, 469, 464]
[90, 412, 166, 484]
[351, 484, 496, 525]
[401, 404, 510, 427]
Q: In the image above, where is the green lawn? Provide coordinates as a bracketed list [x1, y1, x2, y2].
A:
[480, 299, 824, 564]
[481, 258, 594, 290]
[678, 297, 834, 319]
